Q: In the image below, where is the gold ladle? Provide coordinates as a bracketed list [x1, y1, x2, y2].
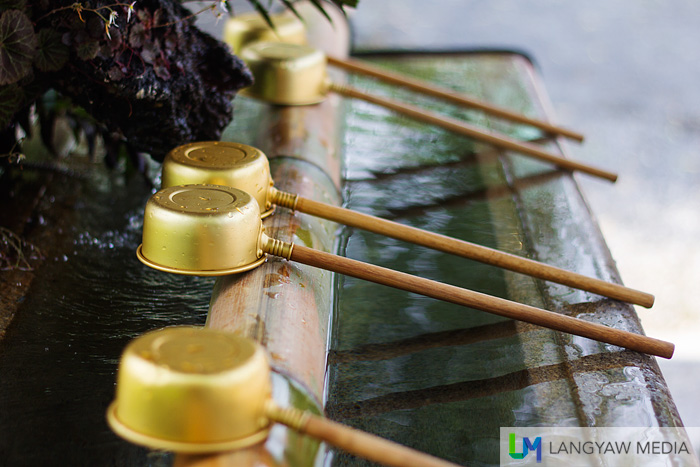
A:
[107, 326, 459, 466]
[160, 141, 654, 308]
[224, 10, 585, 142]
[136, 184, 673, 358]
[239, 42, 616, 182]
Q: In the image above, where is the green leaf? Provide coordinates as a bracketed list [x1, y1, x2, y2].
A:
[245, 0, 359, 27]
[0, 0, 26, 12]
[337, 0, 358, 9]
[35, 28, 69, 72]
[76, 40, 100, 61]
[0, 84, 23, 128]
[307, 0, 333, 23]
[248, 0, 275, 29]
[0, 10, 37, 85]
[279, 0, 304, 21]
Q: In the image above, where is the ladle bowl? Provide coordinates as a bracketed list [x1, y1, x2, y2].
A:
[238, 42, 615, 181]
[157, 142, 653, 307]
[161, 141, 276, 218]
[106, 326, 272, 453]
[224, 10, 306, 55]
[240, 42, 329, 105]
[136, 185, 673, 359]
[225, 11, 587, 144]
[137, 184, 267, 275]
[108, 327, 462, 466]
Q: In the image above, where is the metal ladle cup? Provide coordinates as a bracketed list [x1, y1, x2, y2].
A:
[224, 9, 306, 55]
[136, 184, 673, 359]
[107, 326, 272, 453]
[107, 326, 460, 466]
[240, 42, 329, 105]
[226, 11, 586, 143]
[160, 141, 279, 218]
[137, 184, 268, 275]
[238, 41, 617, 182]
[159, 141, 654, 309]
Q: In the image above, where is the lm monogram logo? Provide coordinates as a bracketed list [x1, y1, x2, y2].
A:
[509, 433, 542, 462]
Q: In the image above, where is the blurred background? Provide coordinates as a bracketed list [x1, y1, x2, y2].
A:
[344, 0, 700, 428]
[219, 0, 699, 427]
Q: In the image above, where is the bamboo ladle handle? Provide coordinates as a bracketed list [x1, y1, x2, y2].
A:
[282, 244, 673, 359]
[266, 403, 459, 467]
[273, 191, 653, 308]
[137, 184, 670, 359]
[326, 55, 585, 142]
[328, 82, 617, 182]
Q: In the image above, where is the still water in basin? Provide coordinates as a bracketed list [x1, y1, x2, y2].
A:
[0, 53, 680, 466]
[327, 58, 534, 466]
[325, 55, 678, 466]
[0, 171, 213, 464]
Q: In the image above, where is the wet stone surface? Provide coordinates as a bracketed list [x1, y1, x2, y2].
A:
[325, 54, 681, 466]
[0, 52, 683, 466]
[0, 165, 213, 464]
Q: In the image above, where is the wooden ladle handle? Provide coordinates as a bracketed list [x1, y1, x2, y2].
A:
[329, 82, 617, 182]
[284, 195, 654, 308]
[266, 403, 460, 467]
[327, 54, 585, 142]
[289, 244, 673, 359]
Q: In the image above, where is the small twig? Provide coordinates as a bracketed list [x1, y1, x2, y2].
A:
[35, 2, 133, 23]
[0, 227, 44, 272]
[152, 4, 216, 29]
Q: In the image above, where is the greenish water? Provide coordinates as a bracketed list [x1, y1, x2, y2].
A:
[0, 52, 679, 466]
[325, 54, 682, 466]
[0, 171, 203, 464]
[326, 56, 544, 466]
[0, 162, 322, 465]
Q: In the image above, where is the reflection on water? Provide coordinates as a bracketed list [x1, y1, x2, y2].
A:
[0, 52, 683, 465]
[327, 55, 681, 466]
[328, 58, 535, 466]
[0, 172, 213, 465]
